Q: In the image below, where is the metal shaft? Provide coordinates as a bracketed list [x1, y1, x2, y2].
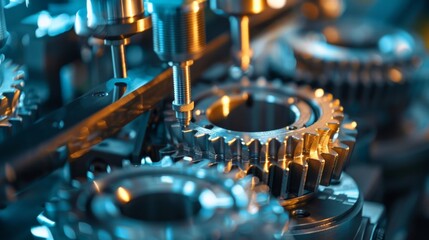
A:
[110, 44, 127, 78]
[229, 15, 252, 73]
[171, 61, 192, 128]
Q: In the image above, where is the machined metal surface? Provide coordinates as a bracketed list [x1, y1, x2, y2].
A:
[75, 0, 152, 39]
[37, 163, 289, 239]
[0, 1, 308, 203]
[166, 78, 357, 199]
[148, 0, 207, 128]
[284, 173, 384, 240]
[266, 17, 425, 117]
[210, 0, 267, 76]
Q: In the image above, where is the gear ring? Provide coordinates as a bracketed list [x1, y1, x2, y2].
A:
[38, 162, 289, 240]
[267, 18, 424, 116]
[0, 55, 26, 141]
[165, 78, 357, 199]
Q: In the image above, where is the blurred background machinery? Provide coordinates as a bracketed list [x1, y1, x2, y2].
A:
[0, 0, 428, 239]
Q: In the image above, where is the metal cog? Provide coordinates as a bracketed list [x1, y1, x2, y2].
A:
[36, 161, 290, 240]
[267, 18, 425, 116]
[0, 55, 38, 141]
[165, 78, 357, 199]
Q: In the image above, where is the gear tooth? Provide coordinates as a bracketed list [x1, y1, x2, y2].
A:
[182, 129, 197, 155]
[14, 70, 25, 80]
[331, 99, 341, 108]
[286, 135, 303, 159]
[170, 124, 184, 143]
[323, 93, 333, 102]
[0, 96, 8, 116]
[277, 140, 287, 162]
[288, 161, 308, 196]
[3, 89, 20, 113]
[332, 142, 349, 179]
[227, 137, 243, 165]
[305, 157, 324, 192]
[317, 127, 331, 152]
[268, 163, 289, 198]
[333, 111, 345, 122]
[320, 151, 338, 186]
[195, 132, 209, 155]
[265, 138, 281, 162]
[209, 136, 227, 162]
[247, 139, 262, 163]
[303, 131, 319, 158]
[326, 119, 340, 138]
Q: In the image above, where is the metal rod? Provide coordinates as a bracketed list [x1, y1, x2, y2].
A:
[171, 62, 192, 128]
[110, 44, 127, 78]
[229, 15, 252, 73]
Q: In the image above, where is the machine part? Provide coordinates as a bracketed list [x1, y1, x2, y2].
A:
[37, 163, 289, 240]
[148, 0, 206, 128]
[268, 17, 424, 117]
[75, 0, 152, 78]
[210, 0, 267, 77]
[165, 78, 357, 199]
[0, 4, 304, 203]
[284, 173, 385, 240]
[0, 55, 37, 142]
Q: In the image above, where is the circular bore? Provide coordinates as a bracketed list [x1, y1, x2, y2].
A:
[166, 79, 357, 199]
[42, 165, 289, 239]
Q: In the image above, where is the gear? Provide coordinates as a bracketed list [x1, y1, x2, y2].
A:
[266, 18, 425, 116]
[37, 161, 289, 240]
[0, 55, 37, 141]
[165, 78, 357, 199]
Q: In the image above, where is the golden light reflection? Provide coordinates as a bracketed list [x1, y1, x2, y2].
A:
[93, 181, 101, 193]
[323, 26, 340, 43]
[389, 68, 403, 83]
[315, 88, 325, 98]
[320, 0, 344, 18]
[344, 121, 358, 130]
[191, 1, 200, 12]
[267, 0, 287, 9]
[221, 96, 230, 117]
[116, 187, 131, 203]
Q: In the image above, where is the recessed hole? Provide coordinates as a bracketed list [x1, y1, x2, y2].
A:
[207, 95, 296, 132]
[113, 82, 127, 100]
[120, 193, 201, 222]
[291, 209, 310, 218]
[204, 124, 214, 130]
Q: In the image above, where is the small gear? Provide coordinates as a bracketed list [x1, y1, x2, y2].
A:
[37, 161, 289, 240]
[165, 78, 357, 199]
[266, 18, 425, 116]
[0, 55, 38, 141]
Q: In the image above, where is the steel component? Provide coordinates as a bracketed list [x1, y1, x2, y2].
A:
[0, 55, 36, 142]
[0, 4, 300, 203]
[75, 0, 152, 78]
[284, 173, 385, 240]
[37, 163, 289, 239]
[210, 0, 267, 76]
[267, 18, 424, 116]
[148, 0, 206, 128]
[166, 78, 357, 199]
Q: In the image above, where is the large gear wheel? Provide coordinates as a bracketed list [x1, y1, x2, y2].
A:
[37, 162, 289, 240]
[165, 78, 357, 200]
[0, 55, 37, 142]
[266, 18, 425, 117]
